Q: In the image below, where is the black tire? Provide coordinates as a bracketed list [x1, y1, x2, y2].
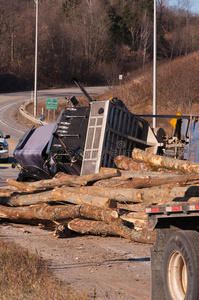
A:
[163, 230, 199, 300]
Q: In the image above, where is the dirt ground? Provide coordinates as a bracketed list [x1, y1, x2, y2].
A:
[0, 223, 151, 299]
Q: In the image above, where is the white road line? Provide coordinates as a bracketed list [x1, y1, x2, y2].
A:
[0, 102, 26, 134]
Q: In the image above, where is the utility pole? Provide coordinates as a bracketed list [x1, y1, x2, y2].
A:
[34, 0, 38, 117]
[153, 0, 157, 129]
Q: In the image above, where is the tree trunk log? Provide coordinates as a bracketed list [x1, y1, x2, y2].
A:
[51, 188, 116, 208]
[6, 168, 120, 193]
[52, 186, 143, 203]
[0, 203, 80, 223]
[6, 176, 88, 192]
[115, 174, 199, 189]
[93, 178, 132, 187]
[81, 167, 120, 182]
[0, 189, 116, 208]
[114, 155, 153, 171]
[132, 148, 199, 173]
[0, 190, 54, 206]
[68, 218, 119, 236]
[0, 203, 118, 223]
[0, 189, 15, 197]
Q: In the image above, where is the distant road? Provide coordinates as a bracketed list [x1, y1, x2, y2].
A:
[0, 86, 108, 183]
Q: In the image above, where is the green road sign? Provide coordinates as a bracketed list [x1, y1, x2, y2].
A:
[46, 99, 52, 109]
[52, 99, 58, 109]
[46, 98, 58, 109]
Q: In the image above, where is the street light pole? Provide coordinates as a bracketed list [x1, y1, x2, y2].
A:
[153, 0, 157, 128]
[34, 0, 38, 117]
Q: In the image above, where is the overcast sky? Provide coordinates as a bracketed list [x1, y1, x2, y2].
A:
[168, 0, 199, 14]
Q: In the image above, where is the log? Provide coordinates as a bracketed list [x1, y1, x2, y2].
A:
[133, 185, 199, 203]
[80, 184, 199, 204]
[81, 167, 120, 182]
[79, 203, 118, 223]
[114, 155, 153, 171]
[117, 203, 146, 212]
[115, 174, 199, 189]
[6, 168, 120, 193]
[0, 190, 54, 206]
[6, 176, 88, 192]
[60, 218, 155, 244]
[104, 217, 155, 244]
[51, 188, 116, 208]
[53, 184, 199, 204]
[52, 186, 143, 203]
[0, 203, 119, 223]
[0, 189, 116, 208]
[0, 203, 80, 223]
[93, 178, 131, 187]
[0, 189, 15, 197]
[68, 218, 119, 237]
[68, 217, 154, 244]
[132, 148, 199, 173]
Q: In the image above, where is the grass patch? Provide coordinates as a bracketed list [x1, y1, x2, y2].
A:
[0, 239, 89, 300]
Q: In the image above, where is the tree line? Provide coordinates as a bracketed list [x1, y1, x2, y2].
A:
[0, 0, 198, 91]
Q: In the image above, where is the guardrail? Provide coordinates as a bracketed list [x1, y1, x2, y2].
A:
[19, 100, 48, 125]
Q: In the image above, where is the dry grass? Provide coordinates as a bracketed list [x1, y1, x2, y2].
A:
[0, 239, 90, 300]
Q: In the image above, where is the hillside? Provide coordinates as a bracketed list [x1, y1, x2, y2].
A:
[110, 51, 199, 133]
[25, 52, 199, 137]
[0, 0, 198, 90]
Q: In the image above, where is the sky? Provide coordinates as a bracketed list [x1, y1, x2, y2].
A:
[168, 0, 199, 14]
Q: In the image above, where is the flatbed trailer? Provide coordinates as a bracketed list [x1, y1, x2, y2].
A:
[145, 202, 199, 300]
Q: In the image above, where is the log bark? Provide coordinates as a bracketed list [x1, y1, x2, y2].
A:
[131, 184, 199, 203]
[52, 186, 143, 203]
[6, 168, 120, 193]
[0, 189, 116, 208]
[0, 203, 118, 223]
[115, 174, 199, 189]
[79, 204, 118, 222]
[6, 176, 88, 192]
[0, 190, 54, 207]
[51, 188, 116, 208]
[68, 218, 119, 236]
[0, 203, 80, 223]
[93, 178, 131, 187]
[0, 189, 15, 197]
[114, 155, 153, 171]
[63, 218, 155, 244]
[81, 167, 120, 182]
[104, 218, 155, 244]
[72, 184, 199, 204]
[132, 148, 199, 173]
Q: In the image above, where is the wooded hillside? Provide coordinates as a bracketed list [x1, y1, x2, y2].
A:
[0, 0, 199, 91]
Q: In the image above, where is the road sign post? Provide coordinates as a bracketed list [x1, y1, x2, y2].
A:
[46, 99, 58, 121]
[52, 99, 58, 109]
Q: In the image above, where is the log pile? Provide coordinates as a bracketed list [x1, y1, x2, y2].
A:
[2, 149, 199, 244]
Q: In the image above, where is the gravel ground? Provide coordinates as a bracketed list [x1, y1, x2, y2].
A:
[0, 223, 151, 299]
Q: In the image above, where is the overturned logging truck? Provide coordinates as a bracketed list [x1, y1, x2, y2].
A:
[13, 78, 160, 181]
[12, 79, 199, 300]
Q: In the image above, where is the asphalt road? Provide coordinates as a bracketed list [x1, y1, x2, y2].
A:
[0, 86, 108, 185]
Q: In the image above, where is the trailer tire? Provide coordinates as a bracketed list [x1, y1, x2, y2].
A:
[163, 230, 199, 300]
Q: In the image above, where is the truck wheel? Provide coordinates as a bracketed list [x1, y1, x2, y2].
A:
[163, 230, 199, 300]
